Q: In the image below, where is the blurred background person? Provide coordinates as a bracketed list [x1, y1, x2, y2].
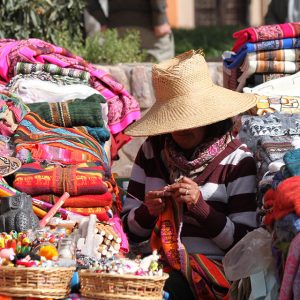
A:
[85, 0, 175, 62]
[265, 0, 300, 24]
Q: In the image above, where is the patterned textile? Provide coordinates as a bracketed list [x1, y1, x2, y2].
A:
[278, 232, 300, 300]
[222, 65, 241, 91]
[27, 94, 107, 128]
[15, 62, 90, 83]
[0, 38, 140, 135]
[73, 126, 110, 146]
[247, 49, 300, 62]
[13, 161, 109, 196]
[263, 176, 300, 225]
[232, 22, 300, 52]
[151, 197, 230, 299]
[163, 134, 228, 183]
[13, 112, 109, 165]
[240, 113, 300, 138]
[0, 91, 29, 136]
[36, 193, 113, 208]
[224, 38, 300, 70]
[254, 95, 300, 116]
[64, 207, 109, 221]
[8, 71, 89, 87]
[255, 137, 295, 181]
[237, 59, 300, 90]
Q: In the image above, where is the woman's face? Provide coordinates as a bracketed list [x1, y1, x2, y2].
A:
[171, 127, 206, 150]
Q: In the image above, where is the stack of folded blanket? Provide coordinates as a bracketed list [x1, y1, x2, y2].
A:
[223, 22, 300, 91]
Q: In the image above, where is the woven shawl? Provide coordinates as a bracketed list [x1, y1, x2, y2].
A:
[27, 94, 107, 128]
[13, 112, 108, 166]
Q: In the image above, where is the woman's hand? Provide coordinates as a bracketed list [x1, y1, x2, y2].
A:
[166, 177, 201, 210]
[144, 190, 171, 217]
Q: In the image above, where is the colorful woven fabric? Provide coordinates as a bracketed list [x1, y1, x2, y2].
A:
[232, 22, 300, 52]
[15, 62, 90, 82]
[13, 161, 110, 196]
[27, 94, 107, 128]
[247, 49, 300, 62]
[35, 192, 113, 208]
[64, 207, 110, 221]
[0, 91, 29, 136]
[13, 112, 109, 165]
[151, 198, 230, 299]
[0, 38, 140, 134]
[224, 38, 300, 70]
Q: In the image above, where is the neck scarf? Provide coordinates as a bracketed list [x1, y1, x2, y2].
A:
[163, 134, 229, 183]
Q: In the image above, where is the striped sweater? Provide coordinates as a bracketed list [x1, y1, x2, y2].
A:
[121, 135, 258, 259]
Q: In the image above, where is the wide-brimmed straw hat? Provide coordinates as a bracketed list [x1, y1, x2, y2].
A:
[125, 49, 257, 137]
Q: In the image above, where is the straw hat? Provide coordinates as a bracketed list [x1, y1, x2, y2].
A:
[125, 49, 257, 137]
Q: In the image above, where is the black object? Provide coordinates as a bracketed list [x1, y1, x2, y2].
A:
[0, 193, 39, 233]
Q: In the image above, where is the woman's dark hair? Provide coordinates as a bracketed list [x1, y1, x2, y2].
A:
[205, 118, 233, 140]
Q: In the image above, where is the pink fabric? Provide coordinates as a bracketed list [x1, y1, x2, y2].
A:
[110, 214, 129, 253]
[279, 233, 300, 300]
[0, 38, 141, 134]
[232, 22, 300, 52]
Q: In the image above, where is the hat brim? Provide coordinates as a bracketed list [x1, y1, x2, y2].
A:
[125, 85, 257, 137]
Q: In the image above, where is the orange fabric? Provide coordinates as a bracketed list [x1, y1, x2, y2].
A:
[264, 176, 300, 225]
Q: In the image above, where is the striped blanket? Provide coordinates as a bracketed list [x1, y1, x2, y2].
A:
[13, 112, 109, 166]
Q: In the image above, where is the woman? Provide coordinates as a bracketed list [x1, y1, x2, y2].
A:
[121, 50, 258, 299]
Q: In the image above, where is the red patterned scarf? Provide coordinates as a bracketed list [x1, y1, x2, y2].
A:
[151, 199, 230, 299]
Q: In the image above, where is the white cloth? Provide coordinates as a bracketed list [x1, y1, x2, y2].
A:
[243, 71, 300, 96]
[10, 78, 108, 125]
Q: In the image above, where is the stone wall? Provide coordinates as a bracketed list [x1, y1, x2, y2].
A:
[97, 62, 223, 178]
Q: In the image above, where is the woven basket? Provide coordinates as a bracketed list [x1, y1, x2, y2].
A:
[0, 266, 75, 298]
[79, 270, 169, 300]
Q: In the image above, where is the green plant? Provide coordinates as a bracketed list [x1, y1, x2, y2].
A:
[55, 29, 148, 64]
[0, 0, 85, 43]
[173, 25, 243, 60]
[85, 29, 148, 64]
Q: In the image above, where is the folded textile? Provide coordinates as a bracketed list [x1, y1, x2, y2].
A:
[35, 193, 113, 208]
[64, 206, 109, 221]
[248, 49, 300, 62]
[27, 94, 107, 128]
[8, 71, 89, 88]
[13, 112, 109, 165]
[0, 38, 140, 135]
[243, 71, 300, 96]
[13, 161, 110, 196]
[237, 59, 300, 91]
[223, 65, 241, 91]
[232, 22, 300, 52]
[224, 38, 300, 69]
[246, 73, 289, 87]
[0, 91, 29, 136]
[73, 126, 110, 146]
[15, 62, 90, 82]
